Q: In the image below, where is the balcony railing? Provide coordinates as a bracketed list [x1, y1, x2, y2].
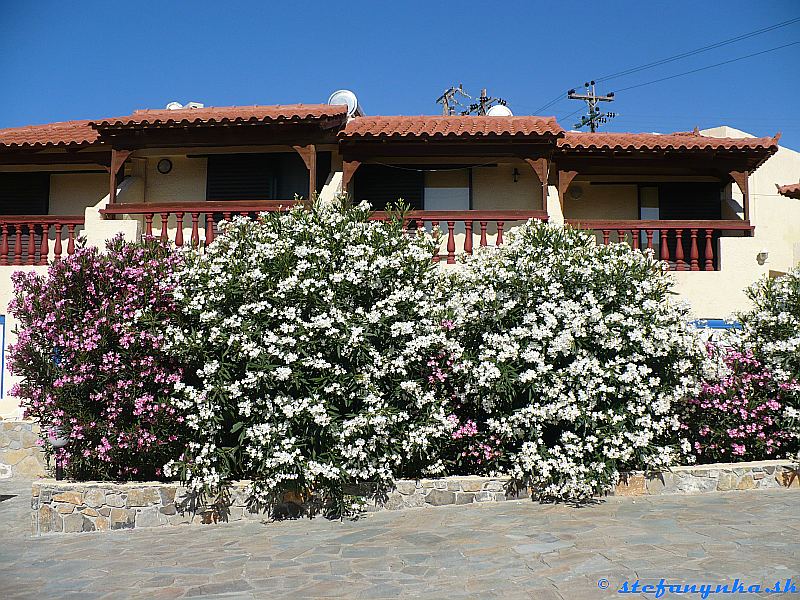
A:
[372, 210, 549, 263]
[0, 216, 85, 266]
[101, 202, 549, 264]
[565, 219, 754, 271]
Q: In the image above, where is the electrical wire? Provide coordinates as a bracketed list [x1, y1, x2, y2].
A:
[369, 160, 500, 173]
[614, 41, 800, 93]
[596, 16, 800, 84]
[527, 16, 800, 115]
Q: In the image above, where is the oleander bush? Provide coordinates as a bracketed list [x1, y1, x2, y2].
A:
[440, 221, 707, 500]
[8, 237, 188, 481]
[740, 267, 800, 449]
[163, 200, 459, 514]
[680, 343, 795, 463]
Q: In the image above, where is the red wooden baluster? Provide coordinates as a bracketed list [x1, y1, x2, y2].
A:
[53, 224, 63, 262]
[631, 229, 640, 250]
[645, 229, 654, 251]
[602, 230, 610, 245]
[479, 221, 488, 246]
[190, 212, 200, 247]
[446, 221, 456, 264]
[496, 221, 504, 246]
[13, 225, 22, 266]
[674, 229, 685, 271]
[617, 229, 627, 245]
[39, 223, 49, 265]
[464, 220, 473, 255]
[689, 229, 699, 271]
[205, 212, 215, 245]
[144, 213, 154, 237]
[431, 220, 440, 262]
[223, 212, 232, 222]
[660, 229, 670, 265]
[0, 224, 8, 266]
[160, 212, 169, 241]
[27, 223, 35, 265]
[67, 224, 76, 256]
[704, 229, 714, 271]
[174, 212, 184, 246]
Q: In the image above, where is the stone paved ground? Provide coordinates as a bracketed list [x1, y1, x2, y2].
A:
[1, 479, 798, 599]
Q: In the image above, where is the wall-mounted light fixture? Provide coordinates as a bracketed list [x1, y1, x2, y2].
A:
[512, 168, 520, 183]
[757, 248, 769, 265]
[157, 158, 173, 174]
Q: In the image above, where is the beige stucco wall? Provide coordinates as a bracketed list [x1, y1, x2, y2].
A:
[142, 155, 207, 204]
[472, 163, 542, 210]
[562, 182, 638, 222]
[49, 173, 107, 215]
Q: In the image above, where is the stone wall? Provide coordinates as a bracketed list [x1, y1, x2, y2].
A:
[0, 420, 47, 480]
[31, 461, 799, 536]
[614, 461, 799, 496]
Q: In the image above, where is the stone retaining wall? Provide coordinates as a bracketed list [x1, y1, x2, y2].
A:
[31, 461, 798, 536]
[614, 460, 799, 496]
[0, 420, 47, 480]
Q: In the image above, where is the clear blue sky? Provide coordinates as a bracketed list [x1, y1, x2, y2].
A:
[2, 1, 799, 146]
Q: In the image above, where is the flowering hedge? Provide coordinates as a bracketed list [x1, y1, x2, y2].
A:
[680, 344, 794, 462]
[8, 237, 187, 480]
[163, 201, 458, 514]
[739, 268, 800, 457]
[441, 222, 706, 500]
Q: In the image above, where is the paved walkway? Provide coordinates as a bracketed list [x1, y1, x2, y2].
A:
[0, 479, 798, 599]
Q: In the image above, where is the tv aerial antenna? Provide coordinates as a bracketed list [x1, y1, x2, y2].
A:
[461, 88, 508, 116]
[437, 84, 471, 116]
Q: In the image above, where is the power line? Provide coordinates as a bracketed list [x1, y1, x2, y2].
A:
[596, 16, 800, 83]
[528, 16, 800, 115]
[615, 41, 800, 93]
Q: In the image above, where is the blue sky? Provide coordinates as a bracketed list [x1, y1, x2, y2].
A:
[1, 1, 799, 146]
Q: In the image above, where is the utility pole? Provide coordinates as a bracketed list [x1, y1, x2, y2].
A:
[567, 81, 616, 132]
[461, 88, 508, 116]
[436, 84, 471, 116]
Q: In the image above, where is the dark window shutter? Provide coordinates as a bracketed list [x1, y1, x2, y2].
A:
[658, 183, 722, 220]
[354, 165, 423, 210]
[0, 173, 49, 214]
[206, 153, 311, 201]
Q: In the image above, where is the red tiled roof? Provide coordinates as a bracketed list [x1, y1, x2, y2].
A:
[91, 104, 348, 129]
[558, 131, 780, 152]
[341, 115, 564, 139]
[777, 182, 800, 199]
[0, 119, 100, 149]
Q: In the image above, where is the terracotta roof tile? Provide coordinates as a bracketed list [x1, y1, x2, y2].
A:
[777, 182, 800, 199]
[341, 115, 563, 139]
[91, 104, 348, 128]
[0, 119, 100, 149]
[558, 131, 780, 152]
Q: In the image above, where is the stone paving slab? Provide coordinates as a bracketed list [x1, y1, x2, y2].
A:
[2, 478, 799, 598]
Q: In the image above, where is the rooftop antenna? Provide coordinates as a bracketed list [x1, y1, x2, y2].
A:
[437, 84, 471, 116]
[462, 88, 508, 116]
[567, 81, 616, 132]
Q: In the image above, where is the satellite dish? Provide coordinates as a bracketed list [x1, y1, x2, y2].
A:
[487, 104, 513, 117]
[165, 101, 184, 110]
[327, 89, 363, 117]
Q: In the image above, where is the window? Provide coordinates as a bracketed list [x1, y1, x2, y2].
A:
[0, 173, 49, 215]
[206, 153, 309, 201]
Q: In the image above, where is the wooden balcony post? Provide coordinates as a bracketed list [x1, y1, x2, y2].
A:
[729, 171, 750, 223]
[108, 149, 132, 205]
[557, 169, 579, 207]
[293, 144, 317, 199]
[342, 160, 361, 194]
[524, 158, 550, 213]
